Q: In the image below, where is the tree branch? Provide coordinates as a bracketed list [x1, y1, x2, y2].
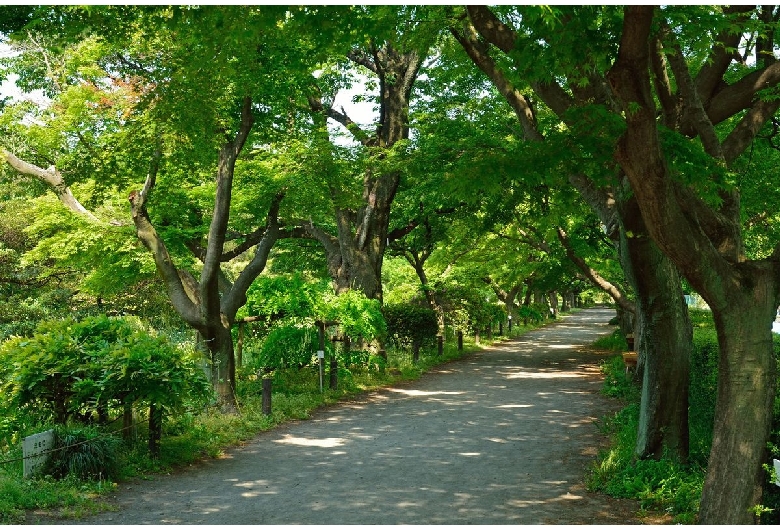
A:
[557, 226, 635, 314]
[450, 23, 542, 141]
[129, 152, 201, 327]
[200, 96, 254, 320]
[694, 5, 756, 106]
[1, 148, 99, 222]
[465, 5, 574, 118]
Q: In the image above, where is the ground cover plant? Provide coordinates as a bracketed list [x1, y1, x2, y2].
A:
[590, 308, 780, 524]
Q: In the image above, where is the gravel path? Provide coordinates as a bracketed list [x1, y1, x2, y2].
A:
[33, 307, 646, 525]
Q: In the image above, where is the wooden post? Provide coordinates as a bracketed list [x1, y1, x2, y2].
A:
[413, 340, 420, 363]
[457, 330, 463, 351]
[318, 321, 325, 392]
[508, 317, 512, 333]
[499, 322, 503, 336]
[148, 402, 162, 459]
[437, 335, 443, 356]
[262, 378, 272, 415]
[475, 329, 480, 345]
[237, 321, 245, 368]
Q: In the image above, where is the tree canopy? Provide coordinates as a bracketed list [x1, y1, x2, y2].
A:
[2, 5, 780, 524]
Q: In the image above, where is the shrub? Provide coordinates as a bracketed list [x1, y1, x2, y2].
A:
[253, 319, 319, 370]
[383, 304, 439, 351]
[0, 315, 212, 450]
[42, 425, 121, 480]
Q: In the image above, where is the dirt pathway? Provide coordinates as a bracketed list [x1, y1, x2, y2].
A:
[34, 307, 648, 524]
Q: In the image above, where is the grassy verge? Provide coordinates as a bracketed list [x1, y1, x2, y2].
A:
[1, 319, 549, 523]
[588, 310, 780, 524]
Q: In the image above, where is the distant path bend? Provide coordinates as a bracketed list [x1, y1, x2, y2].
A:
[39, 307, 644, 525]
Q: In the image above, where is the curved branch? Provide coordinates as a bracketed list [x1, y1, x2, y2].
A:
[465, 5, 574, 118]
[557, 226, 635, 314]
[129, 161, 201, 327]
[1, 148, 99, 222]
[450, 23, 542, 141]
[694, 5, 756, 105]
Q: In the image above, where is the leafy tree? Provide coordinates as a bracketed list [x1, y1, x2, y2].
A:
[454, 5, 780, 522]
[0, 315, 211, 454]
[451, 4, 692, 474]
[0, 6, 304, 410]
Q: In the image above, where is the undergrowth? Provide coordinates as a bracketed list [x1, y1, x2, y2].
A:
[589, 310, 780, 524]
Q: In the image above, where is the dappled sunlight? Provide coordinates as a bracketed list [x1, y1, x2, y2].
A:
[78, 308, 633, 525]
[386, 388, 466, 397]
[503, 371, 586, 379]
[274, 434, 345, 447]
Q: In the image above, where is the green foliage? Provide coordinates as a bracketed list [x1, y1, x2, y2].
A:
[42, 425, 122, 481]
[592, 329, 629, 352]
[383, 303, 439, 350]
[0, 315, 212, 446]
[316, 289, 386, 342]
[517, 305, 545, 324]
[593, 313, 780, 523]
[600, 355, 640, 401]
[253, 319, 319, 370]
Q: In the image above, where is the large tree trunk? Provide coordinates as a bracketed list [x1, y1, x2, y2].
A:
[203, 323, 238, 411]
[699, 286, 777, 523]
[618, 197, 691, 461]
[608, 8, 780, 521]
[306, 43, 423, 301]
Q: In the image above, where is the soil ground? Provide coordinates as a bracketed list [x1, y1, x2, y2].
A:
[29, 307, 667, 525]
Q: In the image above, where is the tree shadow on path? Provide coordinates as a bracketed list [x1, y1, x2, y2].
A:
[33, 307, 659, 525]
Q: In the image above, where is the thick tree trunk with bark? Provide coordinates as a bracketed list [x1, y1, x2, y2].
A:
[609, 7, 780, 521]
[700, 290, 777, 523]
[127, 98, 283, 412]
[618, 196, 691, 461]
[305, 43, 423, 302]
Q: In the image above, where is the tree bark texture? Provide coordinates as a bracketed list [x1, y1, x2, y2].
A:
[609, 6, 780, 522]
[307, 43, 422, 301]
[618, 194, 691, 462]
[128, 97, 284, 412]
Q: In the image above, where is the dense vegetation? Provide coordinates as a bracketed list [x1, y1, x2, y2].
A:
[591, 310, 780, 524]
[1, 4, 780, 524]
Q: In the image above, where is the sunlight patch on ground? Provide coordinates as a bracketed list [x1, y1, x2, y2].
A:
[503, 371, 584, 379]
[458, 452, 481, 456]
[494, 404, 533, 408]
[274, 434, 345, 447]
[386, 389, 466, 397]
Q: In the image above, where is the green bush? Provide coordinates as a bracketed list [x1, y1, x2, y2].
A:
[593, 313, 780, 523]
[517, 305, 544, 325]
[253, 319, 319, 370]
[0, 315, 212, 445]
[42, 425, 121, 481]
[593, 329, 629, 352]
[383, 304, 439, 351]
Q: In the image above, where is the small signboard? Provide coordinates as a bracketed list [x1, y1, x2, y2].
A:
[774, 459, 780, 487]
[23, 429, 54, 478]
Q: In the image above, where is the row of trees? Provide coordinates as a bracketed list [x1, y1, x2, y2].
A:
[1, 5, 779, 523]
